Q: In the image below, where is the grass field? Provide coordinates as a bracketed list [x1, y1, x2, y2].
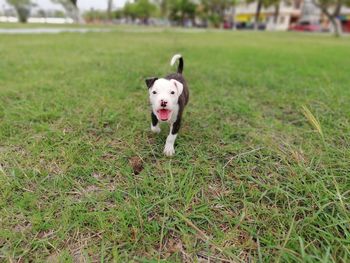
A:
[0, 26, 350, 262]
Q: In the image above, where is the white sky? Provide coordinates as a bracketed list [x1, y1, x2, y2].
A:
[0, 0, 127, 11]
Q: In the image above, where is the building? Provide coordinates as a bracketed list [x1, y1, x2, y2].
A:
[337, 6, 350, 32]
[232, 0, 350, 32]
[233, 0, 303, 30]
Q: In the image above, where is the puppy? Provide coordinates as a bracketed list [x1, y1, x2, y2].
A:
[145, 54, 189, 156]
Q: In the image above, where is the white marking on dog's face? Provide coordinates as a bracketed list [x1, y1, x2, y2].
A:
[148, 78, 183, 122]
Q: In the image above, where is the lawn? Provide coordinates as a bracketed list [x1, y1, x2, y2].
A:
[0, 26, 350, 262]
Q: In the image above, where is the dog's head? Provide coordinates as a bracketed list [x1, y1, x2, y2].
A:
[145, 77, 183, 122]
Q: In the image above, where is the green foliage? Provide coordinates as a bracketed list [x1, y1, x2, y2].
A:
[262, 0, 280, 8]
[120, 0, 236, 26]
[83, 9, 109, 22]
[201, 0, 236, 14]
[155, 0, 169, 16]
[200, 0, 236, 25]
[114, 9, 124, 19]
[168, 0, 197, 25]
[209, 13, 221, 27]
[124, 0, 157, 20]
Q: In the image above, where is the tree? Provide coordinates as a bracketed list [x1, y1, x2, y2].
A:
[246, 0, 278, 30]
[196, 1, 210, 26]
[168, 0, 197, 26]
[107, 0, 113, 20]
[263, 0, 282, 28]
[263, 0, 281, 24]
[154, 0, 168, 16]
[272, 0, 280, 24]
[255, 0, 263, 29]
[200, 0, 235, 27]
[313, 0, 349, 37]
[6, 0, 32, 23]
[244, 0, 264, 29]
[124, 1, 137, 20]
[52, 0, 83, 23]
[83, 9, 108, 22]
[136, 0, 157, 22]
[123, 0, 156, 23]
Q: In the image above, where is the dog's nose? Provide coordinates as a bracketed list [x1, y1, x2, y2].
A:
[160, 100, 168, 107]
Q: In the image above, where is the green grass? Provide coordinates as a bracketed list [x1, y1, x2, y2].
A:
[0, 26, 350, 262]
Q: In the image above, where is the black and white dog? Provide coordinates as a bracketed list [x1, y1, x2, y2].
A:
[145, 54, 189, 156]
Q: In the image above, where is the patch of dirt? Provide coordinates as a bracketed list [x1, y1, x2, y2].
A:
[37, 229, 55, 239]
[92, 172, 103, 180]
[39, 158, 63, 175]
[13, 221, 32, 233]
[84, 185, 100, 193]
[163, 236, 192, 262]
[129, 156, 144, 175]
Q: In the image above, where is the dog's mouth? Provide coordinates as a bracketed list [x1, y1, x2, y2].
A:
[157, 109, 172, 121]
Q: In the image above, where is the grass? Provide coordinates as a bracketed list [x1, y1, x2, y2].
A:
[0, 25, 350, 262]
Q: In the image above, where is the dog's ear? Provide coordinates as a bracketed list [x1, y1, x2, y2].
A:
[145, 77, 158, 89]
[170, 79, 183, 96]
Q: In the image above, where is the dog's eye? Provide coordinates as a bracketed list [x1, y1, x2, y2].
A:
[171, 91, 175, 95]
[152, 91, 157, 94]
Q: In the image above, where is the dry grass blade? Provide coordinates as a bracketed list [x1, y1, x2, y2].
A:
[223, 147, 263, 169]
[301, 105, 324, 139]
[171, 207, 210, 242]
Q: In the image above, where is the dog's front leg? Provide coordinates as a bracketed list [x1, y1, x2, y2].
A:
[164, 128, 177, 156]
[163, 118, 181, 156]
[151, 112, 161, 133]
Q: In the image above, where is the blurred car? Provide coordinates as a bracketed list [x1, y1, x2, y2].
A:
[289, 21, 322, 32]
[223, 21, 233, 29]
[236, 22, 266, 30]
[341, 18, 350, 33]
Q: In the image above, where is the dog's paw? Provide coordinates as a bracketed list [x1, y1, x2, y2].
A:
[163, 143, 175, 156]
[151, 125, 161, 133]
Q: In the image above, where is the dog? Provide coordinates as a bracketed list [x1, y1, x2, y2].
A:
[145, 54, 189, 156]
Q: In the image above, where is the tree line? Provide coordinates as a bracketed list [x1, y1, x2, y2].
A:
[5, 0, 350, 36]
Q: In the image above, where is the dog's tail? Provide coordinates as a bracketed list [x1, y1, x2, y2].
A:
[170, 54, 183, 74]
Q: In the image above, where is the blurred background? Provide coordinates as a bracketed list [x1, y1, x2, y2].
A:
[0, 0, 349, 36]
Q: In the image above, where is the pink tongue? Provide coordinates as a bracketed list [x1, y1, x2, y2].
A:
[159, 110, 170, 120]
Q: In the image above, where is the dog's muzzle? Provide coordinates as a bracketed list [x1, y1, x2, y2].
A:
[157, 109, 172, 121]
